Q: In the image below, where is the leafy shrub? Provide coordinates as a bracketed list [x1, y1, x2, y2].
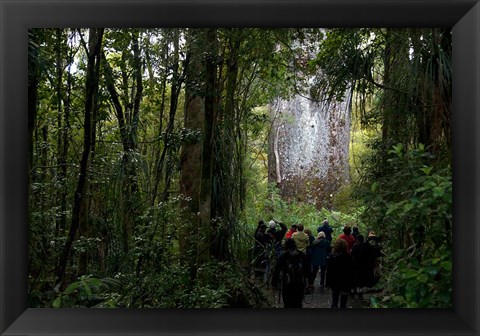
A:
[52, 275, 122, 308]
[371, 246, 451, 308]
[356, 143, 452, 308]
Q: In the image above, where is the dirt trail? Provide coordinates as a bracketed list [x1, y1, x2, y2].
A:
[258, 272, 373, 308]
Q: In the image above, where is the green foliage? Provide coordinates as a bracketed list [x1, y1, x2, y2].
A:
[193, 261, 272, 308]
[263, 184, 326, 229]
[72, 236, 101, 254]
[245, 183, 366, 240]
[371, 246, 452, 308]
[331, 184, 363, 215]
[356, 143, 452, 308]
[310, 28, 375, 101]
[95, 258, 269, 308]
[52, 275, 122, 308]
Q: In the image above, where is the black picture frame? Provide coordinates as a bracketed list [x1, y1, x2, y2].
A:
[1, 0, 479, 335]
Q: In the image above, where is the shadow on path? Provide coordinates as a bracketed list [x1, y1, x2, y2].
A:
[258, 271, 374, 308]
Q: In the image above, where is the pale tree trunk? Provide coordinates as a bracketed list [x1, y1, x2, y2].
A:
[179, 28, 217, 279]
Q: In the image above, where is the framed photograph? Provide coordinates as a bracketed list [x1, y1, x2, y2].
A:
[1, 0, 479, 335]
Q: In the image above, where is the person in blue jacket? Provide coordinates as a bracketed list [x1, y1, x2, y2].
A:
[317, 218, 334, 242]
[310, 231, 331, 288]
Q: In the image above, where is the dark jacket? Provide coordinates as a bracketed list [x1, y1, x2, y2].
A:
[362, 236, 382, 287]
[272, 248, 310, 307]
[268, 222, 288, 248]
[275, 223, 288, 242]
[326, 252, 354, 291]
[351, 241, 370, 288]
[311, 238, 331, 267]
[254, 230, 271, 253]
[317, 223, 334, 241]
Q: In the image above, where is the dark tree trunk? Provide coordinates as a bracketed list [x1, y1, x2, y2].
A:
[55, 28, 104, 288]
[431, 28, 452, 156]
[211, 30, 240, 260]
[161, 30, 183, 202]
[197, 28, 217, 265]
[131, 29, 143, 148]
[54, 28, 66, 236]
[102, 30, 144, 252]
[28, 29, 40, 184]
[60, 35, 75, 234]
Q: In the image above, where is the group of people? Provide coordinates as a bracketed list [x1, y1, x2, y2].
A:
[253, 218, 382, 308]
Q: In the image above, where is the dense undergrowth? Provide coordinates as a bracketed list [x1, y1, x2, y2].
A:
[357, 143, 452, 308]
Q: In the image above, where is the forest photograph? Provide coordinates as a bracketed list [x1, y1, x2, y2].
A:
[27, 27, 452, 309]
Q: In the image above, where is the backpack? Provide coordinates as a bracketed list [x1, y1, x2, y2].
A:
[283, 251, 305, 286]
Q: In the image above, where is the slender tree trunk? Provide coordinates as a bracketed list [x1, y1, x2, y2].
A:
[211, 30, 240, 260]
[431, 28, 452, 156]
[55, 28, 104, 287]
[78, 32, 104, 276]
[28, 29, 40, 184]
[381, 28, 394, 143]
[197, 28, 216, 265]
[103, 57, 133, 252]
[103, 34, 143, 252]
[131, 29, 143, 147]
[54, 28, 65, 237]
[161, 30, 182, 201]
[121, 29, 143, 248]
[60, 34, 75, 234]
[149, 36, 169, 206]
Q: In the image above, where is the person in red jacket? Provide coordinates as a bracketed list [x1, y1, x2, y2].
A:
[285, 224, 297, 240]
[338, 225, 356, 254]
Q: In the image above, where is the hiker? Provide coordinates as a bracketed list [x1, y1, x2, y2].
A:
[352, 226, 360, 241]
[317, 218, 333, 242]
[310, 231, 331, 288]
[304, 228, 315, 260]
[326, 238, 354, 308]
[292, 224, 310, 254]
[267, 220, 287, 257]
[338, 225, 356, 254]
[253, 221, 270, 278]
[304, 228, 316, 293]
[271, 239, 310, 308]
[267, 220, 288, 244]
[364, 231, 382, 288]
[351, 234, 368, 298]
[254, 220, 265, 236]
[253, 220, 266, 254]
[305, 228, 315, 246]
[285, 224, 297, 240]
